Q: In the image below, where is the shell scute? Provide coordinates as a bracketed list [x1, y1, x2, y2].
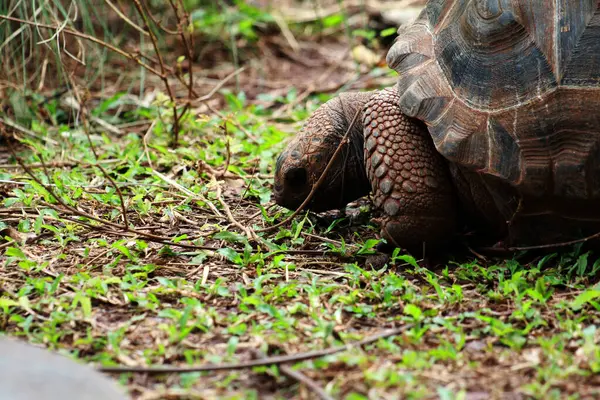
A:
[388, 0, 600, 200]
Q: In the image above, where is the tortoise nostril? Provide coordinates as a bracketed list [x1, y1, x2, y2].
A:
[285, 167, 308, 189]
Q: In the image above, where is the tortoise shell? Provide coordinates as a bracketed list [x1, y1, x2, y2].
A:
[387, 0, 600, 200]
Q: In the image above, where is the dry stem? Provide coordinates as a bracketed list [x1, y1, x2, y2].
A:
[258, 108, 362, 233]
[98, 325, 412, 373]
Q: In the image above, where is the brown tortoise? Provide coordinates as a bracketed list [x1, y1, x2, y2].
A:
[273, 0, 600, 251]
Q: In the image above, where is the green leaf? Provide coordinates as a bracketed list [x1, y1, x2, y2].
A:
[0, 297, 19, 307]
[191, 252, 208, 265]
[18, 296, 31, 310]
[576, 252, 590, 276]
[72, 293, 92, 318]
[403, 304, 422, 320]
[112, 242, 133, 260]
[323, 14, 343, 27]
[357, 239, 380, 255]
[391, 249, 420, 268]
[214, 231, 247, 244]
[345, 393, 368, 400]
[381, 27, 397, 37]
[5, 246, 26, 259]
[526, 288, 546, 303]
[172, 234, 189, 243]
[217, 247, 242, 264]
[572, 290, 600, 310]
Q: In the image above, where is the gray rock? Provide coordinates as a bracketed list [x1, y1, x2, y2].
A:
[0, 337, 128, 400]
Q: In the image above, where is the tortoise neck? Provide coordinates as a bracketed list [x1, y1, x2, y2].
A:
[330, 91, 375, 205]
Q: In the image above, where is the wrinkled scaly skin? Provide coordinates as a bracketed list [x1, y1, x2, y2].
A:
[274, 86, 493, 251]
[273, 91, 374, 212]
[363, 88, 458, 249]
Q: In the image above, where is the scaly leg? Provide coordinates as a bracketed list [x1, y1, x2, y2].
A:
[364, 88, 457, 250]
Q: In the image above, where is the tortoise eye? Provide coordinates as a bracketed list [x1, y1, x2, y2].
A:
[285, 167, 308, 189]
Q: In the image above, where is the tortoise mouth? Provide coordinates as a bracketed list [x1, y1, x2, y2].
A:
[273, 192, 305, 211]
[273, 163, 372, 213]
[273, 166, 312, 211]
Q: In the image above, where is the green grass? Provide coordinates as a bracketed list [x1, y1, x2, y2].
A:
[4, 81, 600, 399]
[3, 1, 600, 399]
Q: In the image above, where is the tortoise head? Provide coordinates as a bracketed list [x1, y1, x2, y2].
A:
[273, 92, 374, 212]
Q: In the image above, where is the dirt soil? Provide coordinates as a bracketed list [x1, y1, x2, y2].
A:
[2, 1, 600, 400]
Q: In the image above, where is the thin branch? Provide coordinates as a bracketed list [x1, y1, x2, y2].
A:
[2, 132, 199, 249]
[252, 349, 334, 400]
[61, 72, 130, 230]
[0, 15, 163, 77]
[271, 11, 300, 53]
[208, 172, 257, 241]
[151, 169, 223, 219]
[103, 0, 149, 36]
[168, 0, 195, 103]
[140, 0, 180, 35]
[193, 66, 247, 103]
[496, 231, 600, 252]
[257, 108, 362, 233]
[97, 325, 412, 374]
[279, 364, 334, 400]
[131, 0, 181, 146]
[0, 117, 58, 145]
[0, 159, 121, 169]
[205, 103, 259, 143]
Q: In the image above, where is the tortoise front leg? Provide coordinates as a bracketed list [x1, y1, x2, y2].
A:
[364, 88, 457, 251]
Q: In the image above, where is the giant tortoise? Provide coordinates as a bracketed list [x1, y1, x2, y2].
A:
[273, 0, 600, 251]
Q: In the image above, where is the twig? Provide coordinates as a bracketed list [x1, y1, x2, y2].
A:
[103, 0, 149, 36]
[0, 159, 120, 169]
[297, 267, 349, 277]
[271, 11, 300, 53]
[1, 130, 118, 230]
[61, 96, 123, 135]
[97, 325, 412, 374]
[139, 0, 179, 35]
[505, 197, 523, 247]
[45, 203, 322, 255]
[223, 135, 231, 173]
[208, 172, 257, 241]
[140, 119, 156, 168]
[466, 245, 488, 262]
[0, 179, 166, 189]
[2, 135, 199, 250]
[131, 0, 181, 146]
[0, 117, 58, 145]
[0, 15, 163, 77]
[62, 74, 130, 230]
[168, 0, 196, 110]
[0, 130, 361, 257]
[279, 364, 334, 400]
[205, 103, 259, 143]
[252, 349, 334, 400]
[193, 66, 247, 103]
[0, 240, 16, 251]
[257, 108, 362, 233]
[150, 169, 223, 219]
[499, 231, 600, 252]
[46, 215, 218, 251]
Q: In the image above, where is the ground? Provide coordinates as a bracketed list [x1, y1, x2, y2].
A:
[2, 1, 600, 399]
